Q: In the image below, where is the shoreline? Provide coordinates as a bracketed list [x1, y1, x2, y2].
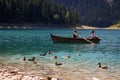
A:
[0, 61, 119, 80]
[0, 23, 120, 29]
[0, 61, 65, 80]
[0, 23, 68, 29]
[75, 25, 120, 29]
[0, 52, 120, 80]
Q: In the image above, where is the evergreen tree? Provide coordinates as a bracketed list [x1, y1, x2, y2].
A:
[0, 0, 80, 27]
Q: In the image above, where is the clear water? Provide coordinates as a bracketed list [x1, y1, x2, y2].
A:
[0, 29, 120, 79]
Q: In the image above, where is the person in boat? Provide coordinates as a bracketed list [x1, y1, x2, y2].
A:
[88, 30, 96, 39]
[73, 30, 79, 38]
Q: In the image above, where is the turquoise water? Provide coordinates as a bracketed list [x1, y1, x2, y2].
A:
[0, 29, 120, 79]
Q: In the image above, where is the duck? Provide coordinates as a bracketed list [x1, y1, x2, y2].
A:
[51, 56, 57, 59]
[98, 63, 108, 69]
[76, 53, 81, 56]
[28, 57, 35, 61]
[48, 51, 54, 54]
[64, 54, 70, 59]
[40, 52, 47, 56]
[23, 56, 26, 61]
[32, 61, 37, 64]
[55, 62, 62, 66]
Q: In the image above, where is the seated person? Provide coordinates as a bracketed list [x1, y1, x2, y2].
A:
[88, 30, 97, 39]
[73, 30, 79, 38]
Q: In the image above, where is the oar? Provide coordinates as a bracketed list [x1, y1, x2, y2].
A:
[73, 29, 94, 45]
[83, 38, 94, 45]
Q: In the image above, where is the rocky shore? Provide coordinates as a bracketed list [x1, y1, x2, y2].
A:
[0, 65, 63, 80]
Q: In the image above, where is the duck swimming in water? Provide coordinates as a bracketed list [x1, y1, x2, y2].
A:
[51, 56, 57, 59]
[76, 53, 81, 56]
[48, 51, 54, 54]
[23, 56, 26, 61]
[40, 52, 47, 56]
[64, 54, 70, 59]
[55, 62, 62, 66]
[98, 63, 108, 69]
[28, 57, 35, 61]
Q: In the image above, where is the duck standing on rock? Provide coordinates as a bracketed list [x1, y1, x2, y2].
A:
[98, 63, 108, 69]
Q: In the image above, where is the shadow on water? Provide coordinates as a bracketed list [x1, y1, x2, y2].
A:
[50, 42, 98, 53]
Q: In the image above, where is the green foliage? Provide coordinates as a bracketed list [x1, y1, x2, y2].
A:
[53, 14, 59, 20]
[118, 20, 120, 24]
[110, 21, 120, 28]
[65, 11, 70, 25]
[113, 23, 120, 28]
[55, 0, 120, 27]
[0, 0, 80, 27]
[65, 11, 70, 20]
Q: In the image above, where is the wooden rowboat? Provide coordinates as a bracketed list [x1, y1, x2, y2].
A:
[50, 34, 100, 43]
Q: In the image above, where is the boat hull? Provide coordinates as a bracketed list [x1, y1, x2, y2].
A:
[51, 34, 100, 43]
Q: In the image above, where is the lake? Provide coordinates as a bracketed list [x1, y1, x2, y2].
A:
[0, 29, 120, 80]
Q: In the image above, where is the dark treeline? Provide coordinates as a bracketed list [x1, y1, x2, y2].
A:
[55, 0, 120, 27]
[1, 0, 119, 27]
[0, 0, 80, 27]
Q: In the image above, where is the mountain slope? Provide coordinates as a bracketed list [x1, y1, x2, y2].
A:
[54, 0, 120, 27]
